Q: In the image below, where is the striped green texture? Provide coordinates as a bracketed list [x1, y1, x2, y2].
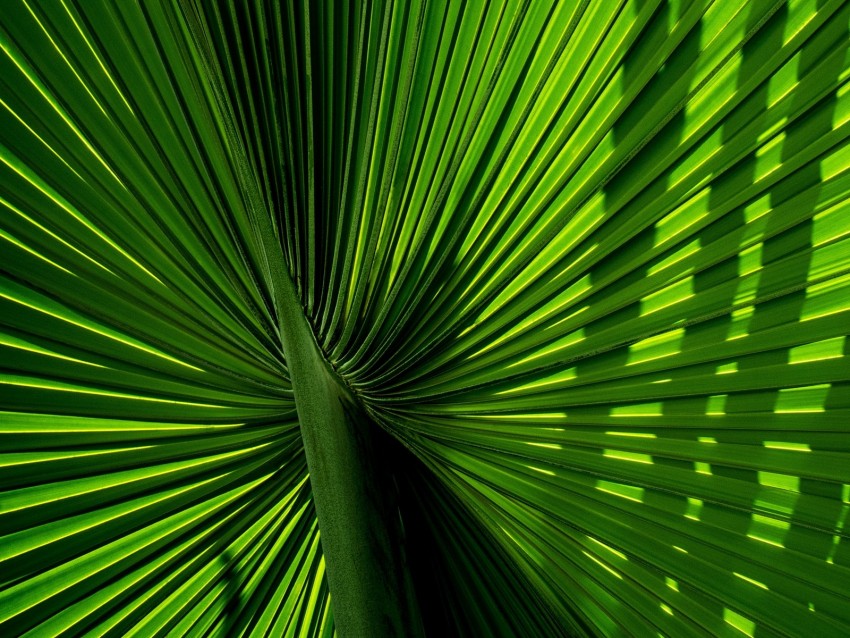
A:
[1, 0, 850, 636]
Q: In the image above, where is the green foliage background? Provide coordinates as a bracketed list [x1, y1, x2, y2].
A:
[2, 0, 850, 636]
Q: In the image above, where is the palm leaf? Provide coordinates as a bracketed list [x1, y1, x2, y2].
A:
[2, 0, 849, 636]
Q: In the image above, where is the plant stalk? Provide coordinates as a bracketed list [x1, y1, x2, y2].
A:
[275, 267, 423, 637]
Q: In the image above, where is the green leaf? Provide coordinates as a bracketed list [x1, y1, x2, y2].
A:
[2, 0, 850, 636]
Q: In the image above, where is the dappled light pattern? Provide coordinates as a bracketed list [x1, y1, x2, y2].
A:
[2, 0, 850, 636]
[293, 1, 850, 635]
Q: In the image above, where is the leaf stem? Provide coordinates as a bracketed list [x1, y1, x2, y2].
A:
[275, 265, 423, 637]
